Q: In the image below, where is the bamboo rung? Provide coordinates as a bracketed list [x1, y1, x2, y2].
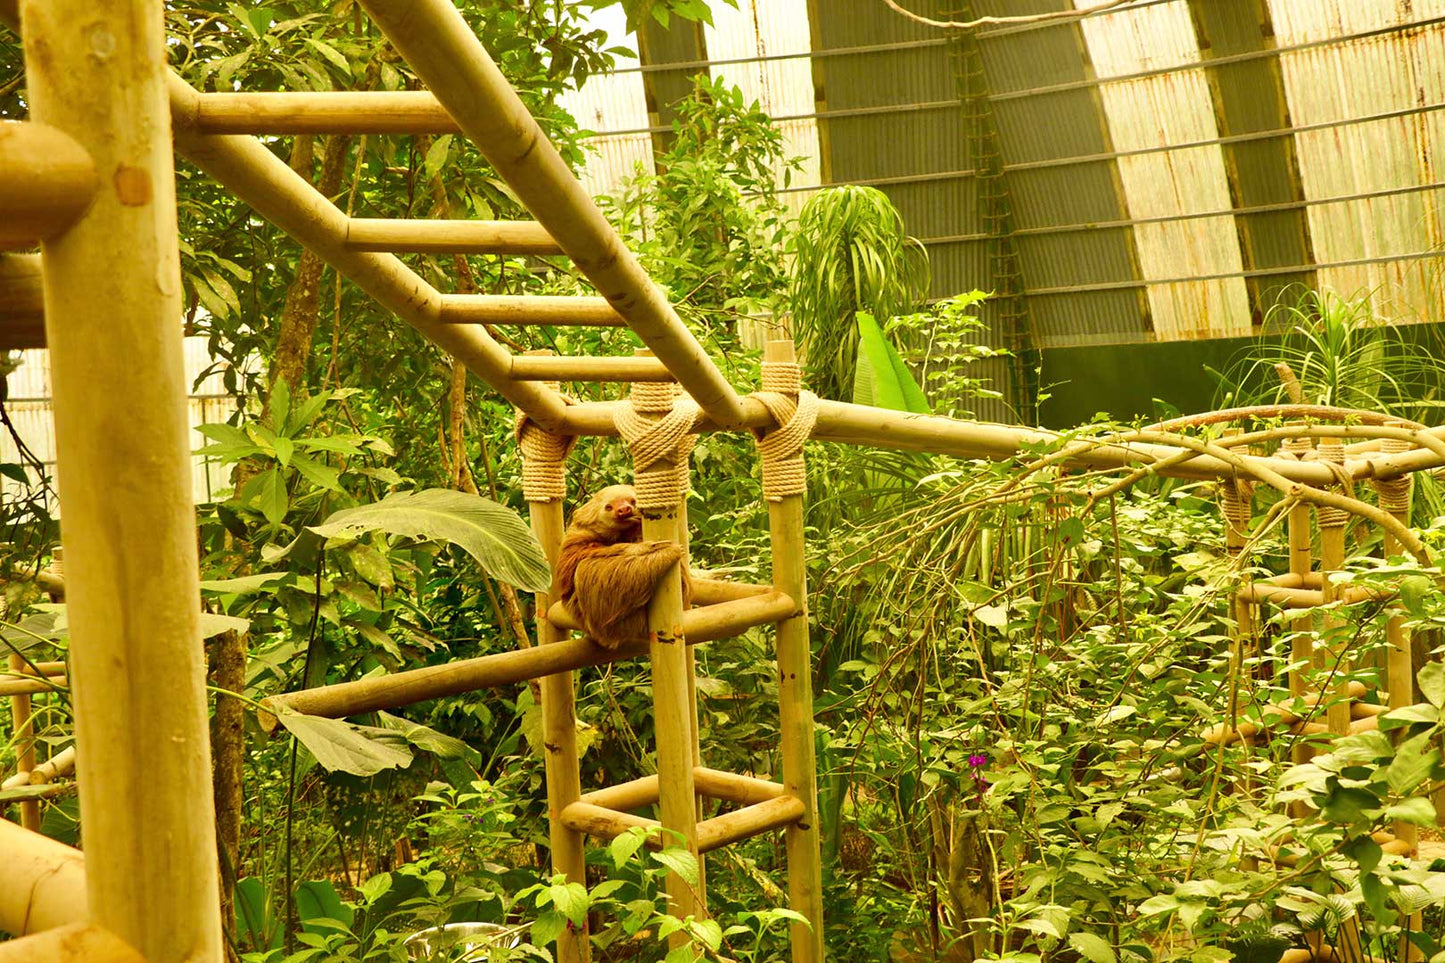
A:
[511, 355, 674, 383]
[0, 676, 66, 697]
[693, 767, 785, 805]
[690, 576, 772, 605]
[1237, 581, 1387, 608]
[697, 795, 807, 853]
[1202, 681, 1372, 746]
[558, 801, 660, 842]
[262, 635, 648, 729]
[576, 774, 659, 812]
[2, 745, 76, 790]
[547, 590, 799, 646]
[437, 293, 626, 327]
[193, 91, 458, 134]
[0, 923, 146, 963]
[0, 121, 96, 250]
[0, 254, 46, 350]
[345, 218, 561, 256]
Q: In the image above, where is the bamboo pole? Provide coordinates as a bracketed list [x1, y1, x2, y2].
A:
[693, 767, 786, 805]
[512, 355, 676, 382]
[0, 924, 146, 963]
[546, 591, 798, 645]
[0, 819, 88, 935]
[20, 4, 224, 958]
[194, 91, 459, 134]
[691, 577, 772, 604]
[760, 340, 825, 963]
[0, 675, 66, 696]
[0, 253, 47, 349]
[356, 0, 748, 429]
[558, 802, 662, 842]
[439, 294, 626, 327]
[1317, 443, 1352, 737]
[0, 745, 77, 788]
[164, 76, 569, 431]
[346, 218, 562, 255]
[7, 653, 39, 830]
[0, 121, 96, 250]
[263, 618, 644, 725]
[577, 774, 660, 811]
[528, 491, 589, 963]
[697, 796, 807, 853]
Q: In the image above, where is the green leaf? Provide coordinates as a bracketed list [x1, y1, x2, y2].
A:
[423, 135, 454, 182]
[198, 613, 251, 638]
[549, 880, 589, 924]
[1385, 796, 1438, 826]
[304, 37, 351, 75]
[0, 463, 28, 484]
[271, 435, 294, 468]
[347, 542, 395, 592]
[275, 711, 413, 776]
[307, 489, 550, 592]
[1388, 731, 1440, 794]
[296, 880, 353, 933]
[649, 848, 701, 886]
[268, 379, 291, 433]
[530, 910, 565, 948]
[610, 828, 647, 868]
[1069, 932, 1117, 963]
[375, 712, 481, 765]
[1342, 834, 1382, 876]
[199, 572, 289, 595]
[1400, 575, 1432, 616]
[257, 467, 289, 526]
[1420, 661, 1445, 707]
[852, 311, 930, 414]
[291, 453, 342, 492]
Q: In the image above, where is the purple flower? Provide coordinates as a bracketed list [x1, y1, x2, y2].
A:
[967, 754, 988, 769]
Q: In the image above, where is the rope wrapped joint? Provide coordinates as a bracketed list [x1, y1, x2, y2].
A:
[752, 360, 817, 502]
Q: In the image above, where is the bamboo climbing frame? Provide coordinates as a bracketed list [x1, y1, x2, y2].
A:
[9, 3, 1445, 962]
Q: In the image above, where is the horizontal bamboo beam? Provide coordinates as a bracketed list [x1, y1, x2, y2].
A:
[1238, 582, 1388, 608]
[693, 767, 785, 805]
[696, 795, 807, 853]
[0, 924, 146, 963]
[691, 576, 772, 605]
[1202, 681, 1370, 746]
[0, 661, 66, 679]
[194, 91, 459, 134]
[0, 820, 88, 935]
[546, 590, 799, 645]
[0, 782, 69, 802]
[0, 675, 66, 696]
[263, 634, 648, 727]
[511, 355, 675, 382]
[0, 253, 46, 349]
[165, 75, 570, 431]
[2, 745, 76, 790]
[358, 0, 748, 428]
[576, 774, 659, 812]
[0, 121, 97, 250]
[345, 218, 561, 256]
[438, 293, 626, 327]
[558, 801, 660, 842]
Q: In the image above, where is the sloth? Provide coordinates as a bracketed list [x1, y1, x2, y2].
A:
[554, 484, 692, 648]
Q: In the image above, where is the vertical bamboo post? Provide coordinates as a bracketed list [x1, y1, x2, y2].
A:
[1374, 430, 1421, 959]
[1316, 442, 1351, 736]
[756, 340, 825, 963]
[621, 365, 700, 929]
[1220, 470, 1255, 804]
[676, 487, 708, 905]
[515, 352, 589, 963]
[7, 652, 39, 831]
[1279, 438, 1316, 779]
[20, 1, 225, 960]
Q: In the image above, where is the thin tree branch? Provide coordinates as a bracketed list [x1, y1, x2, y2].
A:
[880, 0, 1139, 31]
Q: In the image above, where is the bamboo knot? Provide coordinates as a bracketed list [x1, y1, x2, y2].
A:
[615, 384, 702, 509]
[514, 396, 577, 503]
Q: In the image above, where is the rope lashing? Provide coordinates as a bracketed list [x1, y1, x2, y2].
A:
[514, 390, 577, 502]
[1373, 429, 1413, 515]
[614, 381, 703, 509]
[1219, 477, 1254, 536]
[1315, 441, 1350, 529]
[752, 360, 819, 502]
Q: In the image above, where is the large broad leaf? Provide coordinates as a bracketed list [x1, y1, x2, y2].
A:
[307, 489, 549, 592]
[198, 613, 251, 638]
[376, 711, 481, 765]
[275, 710, 413, 776]
[852, 311, 930, 414]
[234, 877, 282, 951]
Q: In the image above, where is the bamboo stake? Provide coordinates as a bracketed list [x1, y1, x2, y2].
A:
[0, 819, 88, 935]
[0, 924, 145, 963]
[0, 253, 47, 349]
[696, 796, 807, 853]
[7, 653, 39, 830]
[346, 218, 562, 255]
[356, 0, 748, 428]
[760, 340, 825, 963]
[164, 76, 569, 431]
[439, 294, 626, 327]
[512, 355, 676, 382]
[528, 493, 589, 963]
[21, 4, 224, 958]
[577, 774, 660, 811]
[0, 121, 97, 250]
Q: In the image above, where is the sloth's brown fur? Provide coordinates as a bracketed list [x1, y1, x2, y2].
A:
[555, 484, 692, 648]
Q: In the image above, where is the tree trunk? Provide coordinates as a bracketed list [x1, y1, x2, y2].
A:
[207, 629, 246, 958]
